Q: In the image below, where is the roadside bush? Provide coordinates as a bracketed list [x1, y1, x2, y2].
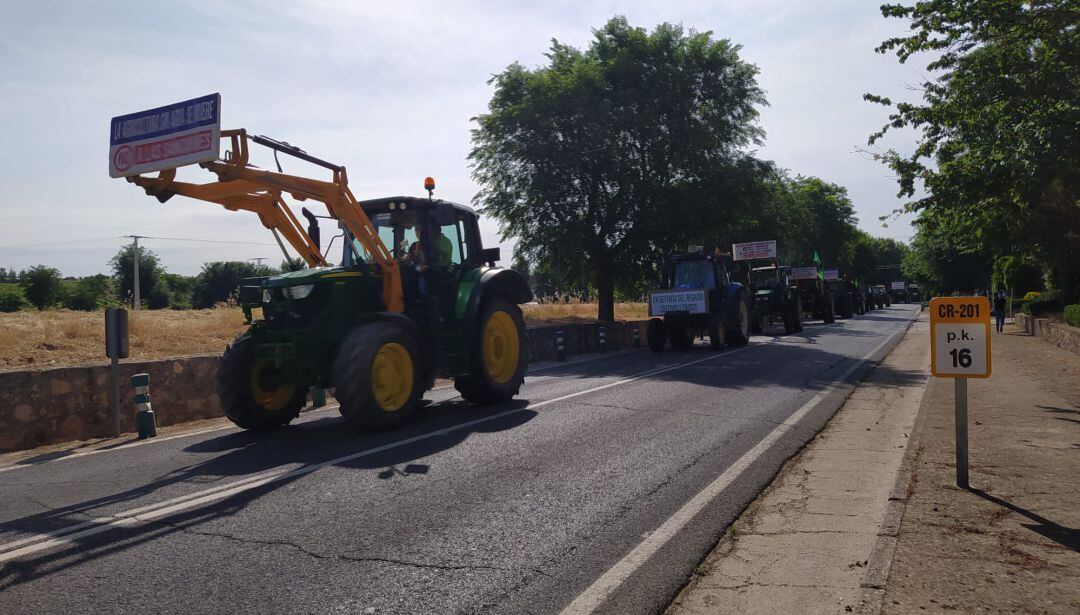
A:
[0, 284, 29, 312]
[1021, 291, 1041, 301]
[63, 275, 117, 311]
[1020, 292, 1062, 316]
[1066, 305, 1080, 328]
[21, 265, 63, 309]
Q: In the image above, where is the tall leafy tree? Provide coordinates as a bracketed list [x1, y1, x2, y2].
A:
[109, 245, 170, 308]
[471, 17, 767, 320]
[866, 0, 1080, 301]
[20, 265, 62, 310]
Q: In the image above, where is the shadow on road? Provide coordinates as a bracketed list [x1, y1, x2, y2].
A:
[0, 400, 536, 590]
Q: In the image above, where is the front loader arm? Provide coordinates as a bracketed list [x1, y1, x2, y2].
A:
[125, 129, 404, 313]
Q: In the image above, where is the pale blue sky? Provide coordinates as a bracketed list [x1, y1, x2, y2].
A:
[0, 0, 925, 277]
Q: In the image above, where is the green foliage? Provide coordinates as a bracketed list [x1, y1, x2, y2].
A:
[1065, 304, 1080, 327]
[20, 265, 63, 309]
[63, 275, 116, 311]
[279, 257, 307, 273]
[867, 0, 1080, 302]
[901, 222, 991, 296]
[0, 284, 29, 312]
[192, 261, 276, 308]
[1019, 289, 1061, 316]
[109, 245, 170, 309]
[1022, 291, 1041, 302]
[471, 16, 767, 320]
[162, 273, 196, 309]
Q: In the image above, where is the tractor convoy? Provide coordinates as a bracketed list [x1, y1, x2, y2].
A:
[111, 96, 895, 435]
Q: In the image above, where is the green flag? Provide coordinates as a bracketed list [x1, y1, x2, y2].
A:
[813, 251, 823, 279]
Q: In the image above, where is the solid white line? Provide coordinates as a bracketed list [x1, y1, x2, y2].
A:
[0, 344, 760, 563]
[557, 322, 910, 615]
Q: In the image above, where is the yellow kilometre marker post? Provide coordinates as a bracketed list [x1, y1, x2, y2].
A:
[929, 296, 992, 488]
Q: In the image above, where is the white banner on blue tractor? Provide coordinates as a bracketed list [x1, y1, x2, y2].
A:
[732, 240, 777, 261]
[109, 93, 221, 178]
[649, 289, 709, 316]
[790, 266, 818, 281]
[823, 268, 840, 281]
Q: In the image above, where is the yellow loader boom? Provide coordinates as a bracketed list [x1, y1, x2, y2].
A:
[126, 129, 404, 312]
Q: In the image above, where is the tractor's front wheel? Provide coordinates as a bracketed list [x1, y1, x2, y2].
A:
[709, 316, 725, 350]
[335, 321, 422, 432]
[216, 334, 308, 431]
[456, 297, 527, 405]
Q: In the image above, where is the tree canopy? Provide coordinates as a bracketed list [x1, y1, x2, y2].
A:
[867, 0, 1079, 300]
[471, 16, 767, 319]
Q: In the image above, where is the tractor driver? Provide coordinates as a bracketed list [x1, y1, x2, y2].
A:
[405, 224, 454, 270]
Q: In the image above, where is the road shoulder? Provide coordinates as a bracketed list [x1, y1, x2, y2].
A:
[667, 313, 930, 615]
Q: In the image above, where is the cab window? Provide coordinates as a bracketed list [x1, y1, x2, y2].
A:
[674, 260, 716, 290]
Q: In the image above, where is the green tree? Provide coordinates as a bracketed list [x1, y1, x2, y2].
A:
[866, 0, 1080, 301]
[471, 16, 767, 320]
[109, 245, 170, 309]
[0, 284, 29, 312]
[162, 273, 196, 309]
[63, 275, 116, 311]
[20, 265, 63, 309]
[192, 261, 276, 308]
[279, 256, 307, 273]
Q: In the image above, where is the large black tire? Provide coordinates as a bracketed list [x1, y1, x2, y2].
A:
[646, 318, 666, 352]
[668, 324, 693, 350]
[725, 288, 751, 346]
[708, 316, 725, 350]
[455, 297, 527, 405]
[825, 294, 836, 324]
[749, 309, 764, 335]
[335, 320, 423, 432]
[216, 333, 308, 431]
[794, 299, 804, 332]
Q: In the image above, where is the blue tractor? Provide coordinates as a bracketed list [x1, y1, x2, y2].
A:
[645, 248, 752, 351]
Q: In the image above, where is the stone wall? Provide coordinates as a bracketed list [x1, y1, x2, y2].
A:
[0, 356, 221, 453]
[0, 321, 648, 453]
[1013, 313, 1080, 356]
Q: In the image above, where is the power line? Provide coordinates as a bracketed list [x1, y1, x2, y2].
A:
[123, 235, 277, 246]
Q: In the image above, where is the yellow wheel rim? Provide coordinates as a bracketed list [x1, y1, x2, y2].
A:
[483, 311, 520, 384]
[249, 361, 296, 412]
[371, 342, 414, 412]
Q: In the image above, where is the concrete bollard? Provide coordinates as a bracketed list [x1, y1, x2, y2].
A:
[598, 325, 607, 353]
[132, 373, 157, 439]
[633, 326, 641, 348]
[556, 330, 566, 361]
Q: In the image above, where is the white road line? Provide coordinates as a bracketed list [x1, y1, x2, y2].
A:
[0, 343, 760, 563]
[558, 322, 910, 615]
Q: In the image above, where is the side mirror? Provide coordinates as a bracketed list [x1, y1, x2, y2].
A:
[301, 207, 321, 251]
[482, 247, 501, 266]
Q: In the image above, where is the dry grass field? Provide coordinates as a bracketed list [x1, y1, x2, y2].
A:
[0, 302, 647, 370]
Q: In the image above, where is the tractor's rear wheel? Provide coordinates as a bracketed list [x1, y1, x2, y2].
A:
[646, 318, 666, 352]
[793, 299, 805, 332]
[216, 333, 308, 431]
[455, 297, 527, 405]
[726, 290, 751, 346]
[335, 321, 422, 432]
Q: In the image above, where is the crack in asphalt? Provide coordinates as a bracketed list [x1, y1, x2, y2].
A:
[152, 519, 548, 577]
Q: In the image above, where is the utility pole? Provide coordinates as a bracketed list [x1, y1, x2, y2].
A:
[124, 235, 147, 310]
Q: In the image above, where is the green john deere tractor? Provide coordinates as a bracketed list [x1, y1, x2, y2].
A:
[123, 129, 531, 432]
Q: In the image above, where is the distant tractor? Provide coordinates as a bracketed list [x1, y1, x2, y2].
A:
[739, 261, 804, 334]
[824, 278, 856, 319]
[121, 129, 531, 433]
[794, 273, 836, 324]
[870, 285, 891, 309]
[646, 248, 752, 351]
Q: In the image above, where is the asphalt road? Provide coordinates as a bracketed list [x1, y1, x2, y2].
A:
[0, 305, 920, 615]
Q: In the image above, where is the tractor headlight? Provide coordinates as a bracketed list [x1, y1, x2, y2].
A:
[285, 284, 315, 300]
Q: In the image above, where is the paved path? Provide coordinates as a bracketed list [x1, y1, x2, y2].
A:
[0, 306, 919, 615]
